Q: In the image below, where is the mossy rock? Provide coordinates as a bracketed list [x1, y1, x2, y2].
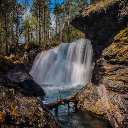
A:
[81, 0, 120, 16]
[116, 26, 128, 39]
[24, 43, 41, 52]
[0, 55, 14, 72]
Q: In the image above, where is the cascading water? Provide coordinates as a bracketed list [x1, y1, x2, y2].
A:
[30, 38, 111, 128]
[30, 38, 92, 88]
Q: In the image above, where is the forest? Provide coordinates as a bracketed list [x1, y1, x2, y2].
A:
[0, 0, 91, 56]
[0, 0, 127, 127]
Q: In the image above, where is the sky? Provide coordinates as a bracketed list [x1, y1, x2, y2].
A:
[18, 0, 63, 13]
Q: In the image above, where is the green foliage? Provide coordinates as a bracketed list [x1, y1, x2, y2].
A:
[0, 0, 24, 55]
[117, 27, 128, 38]
[0, 0, 93, 56]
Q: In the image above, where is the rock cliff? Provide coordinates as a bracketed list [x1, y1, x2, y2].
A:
[71, 0, 128, 127]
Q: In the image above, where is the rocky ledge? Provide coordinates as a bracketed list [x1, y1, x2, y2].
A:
[71, 0, 128, 127]
[0, 55, 61, 128]
[71, 0, 128, 60]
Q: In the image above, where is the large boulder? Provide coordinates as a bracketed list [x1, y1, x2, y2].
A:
[0, 56, 61, 127]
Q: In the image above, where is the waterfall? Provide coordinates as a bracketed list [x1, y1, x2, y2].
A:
[30, 38, 92, 89]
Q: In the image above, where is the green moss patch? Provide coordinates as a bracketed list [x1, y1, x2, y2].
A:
[102, 26, 128, 63]
[115, 26, 128, 42]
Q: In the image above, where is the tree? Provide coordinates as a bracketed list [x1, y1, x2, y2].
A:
[53, 2, 59, 42]
[16, 0, 19, 47]
[89, 0, 91, 5]
[31, 0, 42, 44]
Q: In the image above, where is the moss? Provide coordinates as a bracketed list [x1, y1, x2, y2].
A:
[14, 60, 23, 64]
[115, 26, 128, 42]
[102, 26, 128, 62]
[81, 0, 120, 16]
[0, 55, 13, 72]
[116, 27, 128, 38]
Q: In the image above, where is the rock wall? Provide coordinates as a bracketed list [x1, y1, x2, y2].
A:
[71, 0, 128, 60]
[71, 0, 128, 127]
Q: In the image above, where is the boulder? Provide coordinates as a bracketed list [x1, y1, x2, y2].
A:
[0, 56, 61, 127]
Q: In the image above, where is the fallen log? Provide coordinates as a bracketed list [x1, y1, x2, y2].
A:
[43, 93, 78, 110]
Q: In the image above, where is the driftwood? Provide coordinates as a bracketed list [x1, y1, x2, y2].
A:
[43, 93, 78, 110]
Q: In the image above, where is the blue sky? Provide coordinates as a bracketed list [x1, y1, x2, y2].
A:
[18, 0, 63, 13]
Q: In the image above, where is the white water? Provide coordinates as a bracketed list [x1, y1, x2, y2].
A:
[30, 38, 92, 92]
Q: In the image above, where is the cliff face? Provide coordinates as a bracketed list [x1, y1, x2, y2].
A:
[71, 0, 128, 60]
[71, 0, 128, 127]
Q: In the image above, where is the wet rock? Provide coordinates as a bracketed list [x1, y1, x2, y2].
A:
[76, 83, 107, 118]
[76, 83, 127, 128]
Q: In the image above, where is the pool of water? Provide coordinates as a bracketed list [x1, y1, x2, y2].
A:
[41, 84, 112, 128]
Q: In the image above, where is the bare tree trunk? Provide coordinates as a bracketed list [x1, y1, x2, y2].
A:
[25, 35, 27, 44]
[47, 27, 49, 40]
[41, 17, 43, 39]
[45, 28, 47, 40]
[27, 28, 29, 43]
[38, 0, 41, 44]
[56, 15, 57, 42]
[59, 20, 62, 43]
[43, 0, 45, 42]
[0, 19, 2, 48]
[67, 13, 70, 41]
[11, 8, 14, 44]
[36, 28, 38, 43]
[5, 14, 8, 55]
[40, 17, 42, 39]
[16, 0, 18, 47]
[31, 32, 33, 42]
[11, 21, 13, 43]
[0, 18, 1, 44]
[89, 0, 91, 5]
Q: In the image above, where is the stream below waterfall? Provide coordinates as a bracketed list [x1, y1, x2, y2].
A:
[30, 38, 112, 128]
[40, 83, 112, 128]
